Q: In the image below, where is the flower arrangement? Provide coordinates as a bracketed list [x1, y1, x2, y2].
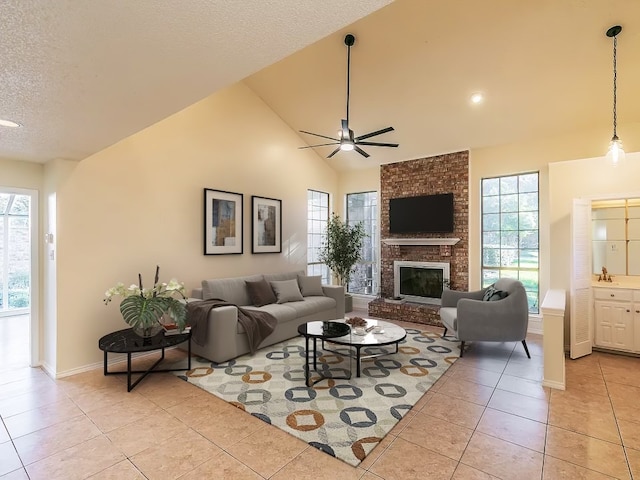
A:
[104, 266, 188, 336]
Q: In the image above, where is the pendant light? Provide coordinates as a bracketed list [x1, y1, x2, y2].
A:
[606, 25, 625, 165]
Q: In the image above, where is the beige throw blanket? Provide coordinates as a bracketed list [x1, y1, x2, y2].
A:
[186, 299, 278, 354]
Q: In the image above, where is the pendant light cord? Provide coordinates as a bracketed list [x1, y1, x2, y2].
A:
[612, 34, 618, 138]
[346, 43, 351, 126]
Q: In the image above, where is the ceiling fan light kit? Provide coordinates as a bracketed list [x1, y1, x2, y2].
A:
[605, 25, 625, 166]
[299, 34, 399, 158]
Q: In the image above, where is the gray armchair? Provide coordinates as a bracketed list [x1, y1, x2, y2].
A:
[439, 278, 530, 358]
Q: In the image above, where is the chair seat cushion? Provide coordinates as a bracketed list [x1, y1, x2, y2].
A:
[440, 307, 457, 332]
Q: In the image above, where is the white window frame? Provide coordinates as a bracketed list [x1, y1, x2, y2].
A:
[346, 191, 378, 295]
[307, 190, 330, 284]
[481, 172, 539, 313]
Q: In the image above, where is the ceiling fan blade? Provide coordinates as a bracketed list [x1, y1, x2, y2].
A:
[299, 130, 339, 142]
[298, 142, 340, 149]
[355, 126, 395, 141]
[356, 141, 399, 148]
[354, 146, 370, 158]
[327, 147, 341, 158]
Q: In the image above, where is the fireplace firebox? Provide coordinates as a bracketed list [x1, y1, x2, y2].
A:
[393, 261, 450, 305]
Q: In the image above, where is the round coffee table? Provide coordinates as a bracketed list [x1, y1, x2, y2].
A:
[325, 319, 407, 377]
[297, 321, 351, 387]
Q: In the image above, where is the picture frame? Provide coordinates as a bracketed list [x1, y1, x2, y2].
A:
[251, 196, 282, 254]
[204, 188, 243, 255]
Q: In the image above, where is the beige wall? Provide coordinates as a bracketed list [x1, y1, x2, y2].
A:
[471, 122, 640, 302]
[336, 166, 380, 216]
[51, 82, 337, 374]
[549, 151, 640, 289]
[0, 158, 43, 189]
[332, 122, 640, 315]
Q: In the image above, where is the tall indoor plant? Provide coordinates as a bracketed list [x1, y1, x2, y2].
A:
[319, 213, 366, 311]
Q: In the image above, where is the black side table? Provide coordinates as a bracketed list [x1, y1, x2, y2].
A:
[297, 321, 351, 387]
[98, 328, 191, 392]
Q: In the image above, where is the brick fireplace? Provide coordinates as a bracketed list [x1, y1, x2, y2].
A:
[368, 151, 469, 326]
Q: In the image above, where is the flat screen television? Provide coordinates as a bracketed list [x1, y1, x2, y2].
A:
[389, 193, 454, 233]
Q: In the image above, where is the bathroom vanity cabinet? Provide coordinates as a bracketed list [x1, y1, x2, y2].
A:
[593, 284, 640, 353]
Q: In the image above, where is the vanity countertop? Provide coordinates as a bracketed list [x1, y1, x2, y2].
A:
[592, 281, 640, 289]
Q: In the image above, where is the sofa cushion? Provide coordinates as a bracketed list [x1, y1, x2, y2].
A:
[263, 270, 305, 283]
[297, 275, 324, 297]
[202, 274, 263, 306]
[283, 296, 336, 317]
[246, 278, 277, 307]
[270, 279, 304, 304]
[240, 304, 298, 332]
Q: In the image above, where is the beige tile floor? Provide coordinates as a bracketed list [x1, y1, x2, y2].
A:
[1, 311, 640, 479]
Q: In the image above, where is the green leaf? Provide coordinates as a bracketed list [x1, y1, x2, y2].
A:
[119, 296, 187, 330]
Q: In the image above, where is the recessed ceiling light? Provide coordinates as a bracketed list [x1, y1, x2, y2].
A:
[470, 93, 484, 104]
[0, 118, 21, 128]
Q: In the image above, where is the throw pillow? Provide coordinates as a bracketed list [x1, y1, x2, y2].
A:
[297, 275, 324, 297]
[482, 284, 508, 301]
[482, 285, 497, 301]
[270, 279, 304, 304]
[245, 278, 277, 307]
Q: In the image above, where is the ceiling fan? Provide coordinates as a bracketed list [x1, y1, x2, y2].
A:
[299, 34, 399, 158]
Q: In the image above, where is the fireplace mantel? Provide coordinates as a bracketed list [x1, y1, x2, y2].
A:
[382, 238, 460, 246]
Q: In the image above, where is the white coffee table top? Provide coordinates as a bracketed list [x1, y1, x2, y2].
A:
[331, 318, 406, 346]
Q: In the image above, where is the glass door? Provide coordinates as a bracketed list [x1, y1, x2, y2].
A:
[0, 192, 31, 316]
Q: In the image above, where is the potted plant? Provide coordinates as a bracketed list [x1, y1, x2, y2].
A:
[103, 266, 188, 337]
[319, 213, 366, 312]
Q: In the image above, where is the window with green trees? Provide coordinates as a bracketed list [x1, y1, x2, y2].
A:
[307, 190, 330, 284]
[346, 191, 378, 295]
[0, 193, 31, 313]
[481, 172, 539, 313]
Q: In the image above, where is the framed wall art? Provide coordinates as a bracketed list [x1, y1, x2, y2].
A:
[251, 196, 282, 254]
[204, 188, 243, 255]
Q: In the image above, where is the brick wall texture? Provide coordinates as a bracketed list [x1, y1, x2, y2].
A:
[368, 150, 469, 326]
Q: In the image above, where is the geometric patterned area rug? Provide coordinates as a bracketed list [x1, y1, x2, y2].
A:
[174, 327, 459, 467]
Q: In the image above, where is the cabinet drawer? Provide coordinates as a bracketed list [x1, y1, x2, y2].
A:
[593, 288, 632, 301]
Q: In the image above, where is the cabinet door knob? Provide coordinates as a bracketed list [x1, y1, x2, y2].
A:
[636, 310, 639, 313]
[627, 309, 631, 312]
[610, 294, 615, 297]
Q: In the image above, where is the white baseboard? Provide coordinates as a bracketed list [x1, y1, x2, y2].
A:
[41, 361, 56, 379]
[542, 379, 565, 390]
[53, 349, 174, 379]
[528, 315, 543, 335]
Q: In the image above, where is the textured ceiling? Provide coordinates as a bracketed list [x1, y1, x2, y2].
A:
[246, 0, 640, 170]
[0, 0, 392, 163]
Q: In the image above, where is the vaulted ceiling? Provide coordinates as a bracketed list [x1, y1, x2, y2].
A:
[0, 0, 392, 163]
[2, 1, 639, 172]
[247, 0, 640, 170]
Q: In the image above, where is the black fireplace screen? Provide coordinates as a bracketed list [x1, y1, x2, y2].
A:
[399, 267, 444, 299]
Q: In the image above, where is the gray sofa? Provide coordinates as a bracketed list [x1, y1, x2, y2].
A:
[439, 278, 530, 358]
[188, 270, 345, 363]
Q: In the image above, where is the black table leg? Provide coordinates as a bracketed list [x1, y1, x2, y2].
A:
[103, 351, 108, 376]
[356, 346, 362, 377]
[127, 353, 132, 392]
[313, 338, 318, 370]
[305, 335, 311, 387]
[187, 337, 191, 370]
